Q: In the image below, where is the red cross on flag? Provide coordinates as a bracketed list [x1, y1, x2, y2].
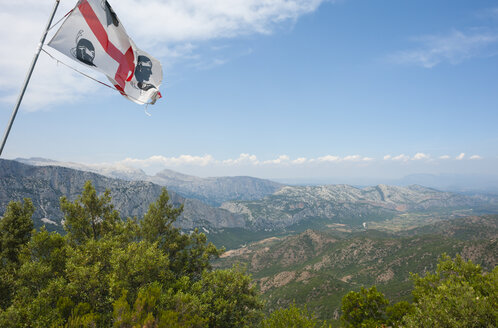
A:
[48, 0, 162, 105]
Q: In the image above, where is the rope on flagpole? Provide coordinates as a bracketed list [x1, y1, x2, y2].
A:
[42, 48, 118, 91]
[41, 48, 156, 107]
[48, 9, 74, 31]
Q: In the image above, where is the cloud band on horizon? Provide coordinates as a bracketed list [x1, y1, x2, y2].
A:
[118, 152, 483, 168]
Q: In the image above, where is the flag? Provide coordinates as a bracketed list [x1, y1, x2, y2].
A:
[48, 0, 162, 104]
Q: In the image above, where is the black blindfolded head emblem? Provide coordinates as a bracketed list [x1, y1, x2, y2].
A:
[135, 56, 153, 82]
[72, 37, 96, 66]
[102, 0, 119, 27]
[134, 56, 156, 91]
[71, 30, 97, 66]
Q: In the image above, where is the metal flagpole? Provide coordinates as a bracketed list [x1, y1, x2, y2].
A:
[0, 0, 61, 157]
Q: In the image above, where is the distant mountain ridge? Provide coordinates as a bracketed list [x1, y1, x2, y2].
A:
[221, 184, 498, 229]
[276, 173, 498, 194]
[395, 173, 498, 194]
[0, 159, 246, 232]
[15, 158, 283, 206]
[4, 158, 498, 236]
[14, 157, 149, 181]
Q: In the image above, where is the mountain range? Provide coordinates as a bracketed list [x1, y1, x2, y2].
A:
[0, 159, 246, 232]
[3, 158, 498, 242]
[15, 158, 283, 206]
[220, 184, 498, 230]
[276, 173, 498, 194]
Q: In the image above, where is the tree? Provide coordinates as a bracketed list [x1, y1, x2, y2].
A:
[386, 301, 414, 327]
[0, 181, 263, 327]
[402, 254, 497, 327]
[340, 286, 389, 327]
[0, 199, 34, 309]
[60, 180, 120, 244]
[113, 282, 208, 328]
[140, 188, 223, 280]
[0, 198, 34, 264]
[261, 304, 327, 328]
[194, 266, 263, 328]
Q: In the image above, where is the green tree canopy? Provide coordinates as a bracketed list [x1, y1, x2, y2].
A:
[0, 198, 34, 309]
[60, 180, 120, 243]
[0, 181, 262, 327]
[402, 254, 497, 328]
[340, 285, 416, 328]
[261, 304, 327, 328]
[340, 286, 389, 328]
[0, 198, 34, 265]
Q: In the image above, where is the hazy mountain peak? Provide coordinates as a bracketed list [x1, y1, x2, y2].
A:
[155, 168, 203, 182]
[0, 159, 246, 232]
[15, 157, 148, 181]
[222, 182, 498, 230]
[13, 157, 283, 206]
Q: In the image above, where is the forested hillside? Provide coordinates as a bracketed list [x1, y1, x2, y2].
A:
[0, 183, 496, 326]
[217, 215, 498, 321]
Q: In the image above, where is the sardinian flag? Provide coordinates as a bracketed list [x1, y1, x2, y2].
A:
[48, 0, 162, 104]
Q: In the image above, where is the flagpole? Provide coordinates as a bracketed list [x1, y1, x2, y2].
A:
[0, 0, 61, 157]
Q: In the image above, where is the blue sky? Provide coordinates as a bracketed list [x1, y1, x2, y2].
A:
[1, 0, 498, 180]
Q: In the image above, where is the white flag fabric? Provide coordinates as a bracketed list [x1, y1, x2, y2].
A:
[48, 0, 162, 104]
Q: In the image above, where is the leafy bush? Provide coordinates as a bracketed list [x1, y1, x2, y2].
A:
[261, 303, 327, 328]
[402, 254, 497, 327]
[340, 286, 389, 327]
[339, 255, 496, 328]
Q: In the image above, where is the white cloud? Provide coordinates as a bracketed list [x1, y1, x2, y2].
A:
[316, 155, 341, 163]
[222, 153, 259, 165]
[385, 154, 432, 161]
[262, 155, 290, 165]
[343, 155, 362, 161]
[292, 157, 308, 164]
[119, 153, 382, 169]
[391, 30, 498, 68]
[121, 153, 373, 168]
[112, 151, 491, 172]
[391, 154, 410, 162]
[382, 153, 479, 162]
[0, 1, 99, 110]
[114, 0, 330, 44]
[0, 0, 331, 110]
[121, 154, 215, 167]
[413, 152, 430, 160]
[478, 7, 498, 19]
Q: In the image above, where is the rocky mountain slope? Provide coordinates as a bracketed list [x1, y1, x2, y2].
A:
[4, 159, 498, 237]
[152, 169, 283, 206]
[216, 215, 498, 321]
[221, 184, 498, 229]
[15, 158, 283, 206]
[0, 159, 245, 232]
[15, 157, 149, 181]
